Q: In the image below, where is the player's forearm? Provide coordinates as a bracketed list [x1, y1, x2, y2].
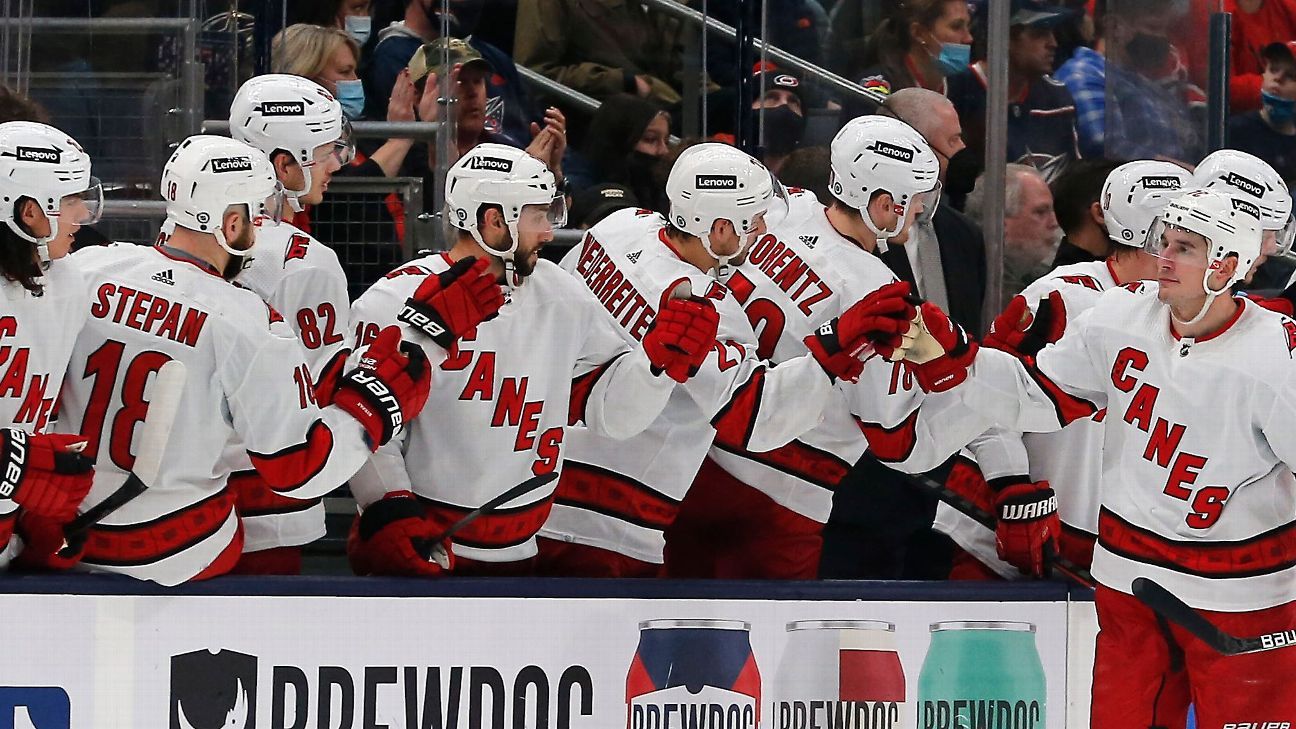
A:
[879, 395, 998, 474]
[740, 356, 832, 453]
[966, 426, 1031, 481]
[583, 347, 675, 440]
[347, 438, 415, 509]
[261, 409, 375, 501]
[959, 349, 1070, 434]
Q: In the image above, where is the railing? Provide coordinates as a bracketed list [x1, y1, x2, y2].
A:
[201, 119, 443, 139]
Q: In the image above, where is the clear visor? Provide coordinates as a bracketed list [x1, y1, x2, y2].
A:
[910, 180, 943, 226]
[757, 173, 791, 234]
[250, 182, 287, 225]
[57, 177, 103, 226]
[1269, 212, 1296, 257]
[517, 194, 567, 235]
[1143, 218, 1211, 268]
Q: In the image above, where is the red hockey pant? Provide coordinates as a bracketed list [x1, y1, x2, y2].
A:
[534, 537, 660, 577]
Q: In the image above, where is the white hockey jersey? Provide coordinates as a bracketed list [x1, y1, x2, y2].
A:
[348, 253, 677, 563]
[229, 222, 350, 552]
[961, 283, 1296, 611]
[935, 259, 1118, 576]
[709, 191, 989, 522]
[55, 243, 374, 585]
[539, 208, 832, 563]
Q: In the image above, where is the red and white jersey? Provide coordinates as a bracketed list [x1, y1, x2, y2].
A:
[55, 243, 373, 585]
[710, 191, 986, 522]
[540, 208, 833, 563]
[348, 253, 676, 563]
[936, 259, 1119, 575]
[962, 283, 1296, 611]
[229, 222, 350, 551]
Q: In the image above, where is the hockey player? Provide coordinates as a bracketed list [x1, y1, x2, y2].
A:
[347, 143, 720, 577]
[664, 116, 974, 579]
[0, 121, 101, 568]
[1192, 149, 1294, 283]
[897, 188, 1296, 725]
[535, 144, 912, 577]
[933, 160, 1193, 579]
[45, 135, 440, 585]
[225, 73, 355, 574]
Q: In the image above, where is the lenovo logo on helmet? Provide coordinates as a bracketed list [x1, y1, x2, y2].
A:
[695, 175, 738, 190]
[469, 156, 513, 173]
[869, 141, 914, 163]
[1230, 197, 1262, 220]
[1141, 176, 1181, 190]
[15, 146, 59, 163]
[261, 101, 305, 116]
[1224, 172, 1265, 198]
[210, 156, 254, 173]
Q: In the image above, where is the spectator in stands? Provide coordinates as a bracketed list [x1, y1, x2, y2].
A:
[752, 67, 806, 175]
[1226, 0, 1296, 113]
[569, 183, 639, 229]
[513, 0, 690, 105]
[568, 94, 670, 211]
[1229, 41, 1296, 185]
[849, 0, 974, 97]
[948, 0, 1080, 169]
[703, 0, 828, 87]
[1056, 0, 1202, 162]
[366, 0, 533, 144]
[290, 0, 374, 44]
[1048, 158, 1125, 267]
[967, 163, 1061, 304]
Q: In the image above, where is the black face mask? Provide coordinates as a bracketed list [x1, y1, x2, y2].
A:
[759, 105, 805, 157]
[421, 0, 484, 37]
[1125, 32, 1171, 73]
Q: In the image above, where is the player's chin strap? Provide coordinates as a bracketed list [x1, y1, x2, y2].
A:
[5, 218, 58, 270]
[161, 218, 254, 279]
[470, 224, 524, 289]
[1172, 271, 1236, 328]
[699, 230, 733, 280]
[283, 164, 313, 214]
[860, 205, 898, 255]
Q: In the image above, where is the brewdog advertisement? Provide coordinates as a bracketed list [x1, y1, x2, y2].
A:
[0, 592, 1069, 728]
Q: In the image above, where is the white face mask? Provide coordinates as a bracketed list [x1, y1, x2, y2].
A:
[345, 15, 372, 45]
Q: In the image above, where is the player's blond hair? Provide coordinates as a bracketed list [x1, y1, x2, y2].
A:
[270, 24, 359, 82]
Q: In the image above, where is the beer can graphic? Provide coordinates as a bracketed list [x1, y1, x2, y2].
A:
[917, 621, 1046, 729]
[627, 619, 761, 729]
[771, 620, 906, 729]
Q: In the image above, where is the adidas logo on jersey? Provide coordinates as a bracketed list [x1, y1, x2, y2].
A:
[695, 175, 738, 190]
[152, 269, 175, 285]
[799, 235, 818, 248]
[1140, 175, 1182, 190]
[468, 156, 513, 173]
[261, 101, 305, 116]
[868, 140, 914, 163]
[210, 156, 253, 173]
[1224, 172, 1265, 198]
[626, 250, 641, 264]
[15, 146, 60, 163]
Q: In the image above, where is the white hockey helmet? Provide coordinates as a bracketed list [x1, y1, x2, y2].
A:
[228, 73, 354, 213]
[160, 135, 284, 259]
[1192, 149, 1294, 256]
[665, 142, 789, 277]
[1101, 160, 1193, 247]
[1144, 188, 1263, 324]
[828, 115, 941, 251]
[0, 121, 102, 266]
[445, 143, 566, 282]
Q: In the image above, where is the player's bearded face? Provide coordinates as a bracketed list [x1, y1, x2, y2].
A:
[510, 205, 554, 278]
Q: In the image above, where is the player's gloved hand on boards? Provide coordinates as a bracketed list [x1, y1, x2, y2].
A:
[13, 511, 84, 571]
[804, 281, 916, 382]
[334, 327, 432, 450]
[984, 291, 1066, 358]
[991, 477, 1061, 578]
[398, 256, 504, 352]
[347, 491, 454, 577]
[643, 297, 720, 382]
[901, 301, 978, 393]
[0, 429, 94, 521]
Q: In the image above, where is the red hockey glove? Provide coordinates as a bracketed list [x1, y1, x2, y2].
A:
[643, 297, 720, 383]
[0, 429, 94, 521]
[347, 492, 453, 577]
[992, 478, 1061, 578]
[312, 348, 351, 407]
[334, 327, 432, 450]
[398, 256, 504, 352]
[804, 281, 916, 382]
[13, 511, 84, 571]
[903, 302, 978, 393]
[985, 291, 1066, 358]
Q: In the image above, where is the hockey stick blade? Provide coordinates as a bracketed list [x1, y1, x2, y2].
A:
[414, 470, 559, 561]
[1132, 577, 1296, 655]
[61, 360, 187, 553]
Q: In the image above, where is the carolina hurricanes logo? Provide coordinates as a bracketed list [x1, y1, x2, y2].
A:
[1283, 319, 1296, 356]
[176, 678, 249, 729]
[1059, 274, 1102, 291]
[285, 233, 310, 262]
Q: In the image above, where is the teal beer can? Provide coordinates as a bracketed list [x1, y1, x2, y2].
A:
[916, 621, 1045, 729]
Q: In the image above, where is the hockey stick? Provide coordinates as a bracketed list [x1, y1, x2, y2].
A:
[902, 469, 1096, 589]
[1132, 577, 1296, 655]
[59, 360, 187, 556]
[413, 470, 559, 560]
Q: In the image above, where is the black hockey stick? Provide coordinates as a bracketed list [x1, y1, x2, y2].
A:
[903, 470, 1096, 589]
[59, 360, 187, 557]
[413, 470, 559, 560]
[1132, 577, 1296, 655]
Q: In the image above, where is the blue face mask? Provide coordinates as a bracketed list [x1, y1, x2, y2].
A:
[345, 15, 371, 46]
[1263, 89, 1296, 126]
[335, 79, 365, 120]
[935, 42, 971, 75]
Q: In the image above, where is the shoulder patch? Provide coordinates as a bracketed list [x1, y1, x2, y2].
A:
[1058, 274, 1102, 292]
[384, 264, 432, 280]
[265, 301, 284, 325]
[1122, 281, 1149, 294]
[1282, 318, 1296, 357]
[285, 233, 311, 264]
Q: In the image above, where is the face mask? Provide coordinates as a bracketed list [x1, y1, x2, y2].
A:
[335, 78, 365, 120]
[345, 15, 371, 45]
[760, 105, 805, 156]
[935, 42, 971, 76]
[1263, 89, 1296, 125]
[1125, 33, 1171, 73]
